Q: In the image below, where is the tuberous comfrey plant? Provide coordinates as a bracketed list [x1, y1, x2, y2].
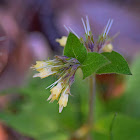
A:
[31, 16, 131, 114]
[32, 56, 80, 113]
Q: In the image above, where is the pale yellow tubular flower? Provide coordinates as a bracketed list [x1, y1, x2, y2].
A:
[102, 43, 113, 52]
[47, 82, 63, 102]
[33, 68, 56, 79]
[58, 86, 69, 113]
[34, 61, 47, 68]
[32, 61, 48, 72]
[56, 36, 67, 47]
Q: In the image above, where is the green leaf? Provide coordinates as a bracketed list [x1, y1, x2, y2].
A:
[94, 114, 140, 140]
[96, 51, 132, 75]
[64, 32, 87, 63]
[81, 52, 110, 79]
[102, 54, 140, 119]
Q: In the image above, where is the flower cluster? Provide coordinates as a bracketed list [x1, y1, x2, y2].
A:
[32, 56, 80, 113]
[64, 16, 114, 53]
[32, 16, 115, 113]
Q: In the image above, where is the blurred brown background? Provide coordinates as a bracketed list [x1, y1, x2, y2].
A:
[0, 0, 140, 139]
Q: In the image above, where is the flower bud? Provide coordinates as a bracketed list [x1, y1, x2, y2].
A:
[56, 36, 67, 47]
[33, 68, 56, 79]
[58, 86, 69, 113]
[102, 43, 113, 52]
[32, 56, 79, 113]
[47, 82, 63, 102]
[33, 61, 47, 69]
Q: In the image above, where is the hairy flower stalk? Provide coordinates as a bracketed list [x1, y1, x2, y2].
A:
[32, 56, 80, 113]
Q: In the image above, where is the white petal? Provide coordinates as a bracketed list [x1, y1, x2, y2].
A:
[33, 73, 40, 78]
[103, 19, 111, 37]
[86, 16, 91, 35]
[46, 77, 62, 89]
[47, 94, 53, 101]
[59, 105, 64, 113]
[106, 19, 113, 36]
[68, 27, 80, 39]
[81, 17, 87, 34]
[64, 25, 69, 32]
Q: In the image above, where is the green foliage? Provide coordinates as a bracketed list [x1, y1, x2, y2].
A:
[0, 76, 89, 140]
[0, 52, 139, 140]
[64, 32, 87, 63]
[64, 33, 131, 78]
[95, 54, 140, 119]
[81, 52, 110, 79]
[96, 51, 132, 75]
[93, 114, 140, 140]
[0, 33, 135, 140]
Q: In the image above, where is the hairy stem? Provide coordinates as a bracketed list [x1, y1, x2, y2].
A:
[70, 75, 96, 140]
[110, 113, 117, 140]
[88, 75, 96, 125]
[87, 75, 96, 139]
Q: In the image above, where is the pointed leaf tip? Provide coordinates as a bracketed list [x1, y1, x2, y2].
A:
[64, 32, 87, 64]
[96, 51, 132, 75]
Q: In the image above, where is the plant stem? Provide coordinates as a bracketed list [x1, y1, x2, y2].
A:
[88, 75, 96, 126]
[70, 75, 96, 140]
[86, 75, 96, 140]
[110, 113, 117, 140]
